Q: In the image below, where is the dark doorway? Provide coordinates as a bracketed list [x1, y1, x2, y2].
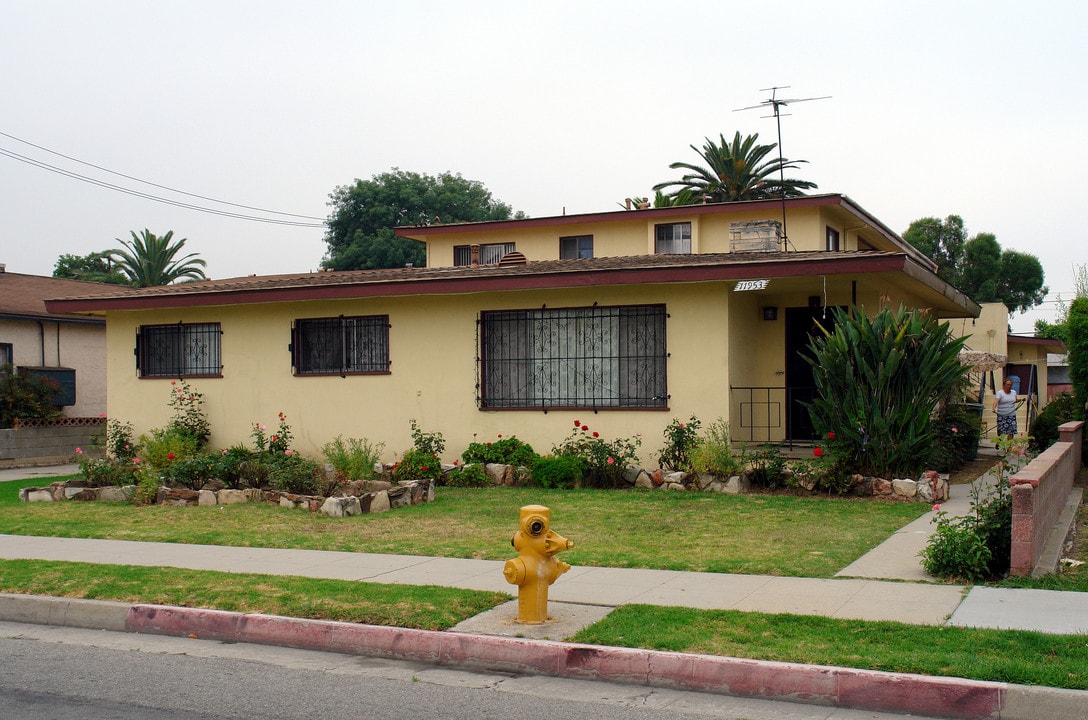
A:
[784, 306, 836, 442]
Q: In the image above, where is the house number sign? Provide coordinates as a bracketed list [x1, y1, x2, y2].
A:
[734, 279, 769, 291]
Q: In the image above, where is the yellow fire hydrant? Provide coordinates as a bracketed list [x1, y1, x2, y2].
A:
[503, 505, 574, 624]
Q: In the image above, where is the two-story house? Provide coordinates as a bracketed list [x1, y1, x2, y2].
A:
[45, 194, 980, 462]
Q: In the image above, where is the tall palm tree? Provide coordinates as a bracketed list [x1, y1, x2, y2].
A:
[109, 229, 207, 287]
[653, 131, 816, 204]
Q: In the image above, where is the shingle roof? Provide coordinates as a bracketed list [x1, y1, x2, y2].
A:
[43, 250, 946, 315]
[0, 269, 125, 323]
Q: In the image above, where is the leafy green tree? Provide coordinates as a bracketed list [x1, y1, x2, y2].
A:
[1067, 296, 1088, 418]
[52, 251, 129, 284]
[903, 217, 1047, 313]
[109, 230, 206, 287]
[653, 131, 816, 205]
[322, 169, 522, 270]
[805, 306, 969, 478]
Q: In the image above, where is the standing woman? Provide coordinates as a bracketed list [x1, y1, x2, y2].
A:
[993, 377, 1018, 439]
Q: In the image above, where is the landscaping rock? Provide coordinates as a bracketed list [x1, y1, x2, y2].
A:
[663, 471, 686, 486]
[20, 488, 52, 502]
[198, 489, 218, 506]
[722, 475, 750, 495]
[872, 478, 893, 496]
[217, 489, 248, 505]
[319, 496, 361, 517]
[484, 463, 507, 486]
[634, 471, 653, 489]
[370, 490, 390, 513]
[666, 482, 686, 491]
[388, 486, 411, 509]
[623, 465, 641, 485]
[651, 469, 664, 486]
[892, 479, 917, 498]
[99, 486, 129, 503]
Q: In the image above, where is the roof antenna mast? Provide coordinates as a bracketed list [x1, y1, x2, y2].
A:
[734, 86, 829, 251]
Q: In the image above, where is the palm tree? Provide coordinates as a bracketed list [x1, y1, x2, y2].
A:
[653, 131, 816, 205]
[109, 229, 207, 287]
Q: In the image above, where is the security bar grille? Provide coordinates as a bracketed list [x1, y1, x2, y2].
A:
[293, 315, 390, 376]
[137, 323, 222, 378]
[479, 304, 667, 409]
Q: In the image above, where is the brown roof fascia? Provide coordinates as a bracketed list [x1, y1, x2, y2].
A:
[46, 253, 913, 313]
[900, 257, 981, 317]
[1008, 334, 1067, 352]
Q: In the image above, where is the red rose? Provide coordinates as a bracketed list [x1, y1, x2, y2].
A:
[592, 431, 599, 438]
[827, 431, 836, 440]
[573, 419, 580, 426]
[581, 425, 589, 431]
[813, 447, 824, 458]
[167, 453, 175, 460]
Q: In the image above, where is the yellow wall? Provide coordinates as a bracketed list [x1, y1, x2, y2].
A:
[104, 282, 741, 466]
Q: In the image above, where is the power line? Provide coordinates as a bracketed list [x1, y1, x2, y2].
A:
[0, 130, 326, 227]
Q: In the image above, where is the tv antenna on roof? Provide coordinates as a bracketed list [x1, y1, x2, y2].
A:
[734, 86, 829, 251]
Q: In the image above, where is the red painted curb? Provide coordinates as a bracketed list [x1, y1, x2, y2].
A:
[124, 604, 1005, 719]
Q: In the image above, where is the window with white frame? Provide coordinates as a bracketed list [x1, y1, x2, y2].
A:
[292, 315, 390, 375]
[136, 323, 222, 378]
[479, 304, 667, 409]
[559, 235, 593, 259]
[453, 243, 515, 266]
[655, 223, 691, 254]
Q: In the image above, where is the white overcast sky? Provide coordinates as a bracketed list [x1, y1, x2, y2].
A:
[3, 1, 1085, 333]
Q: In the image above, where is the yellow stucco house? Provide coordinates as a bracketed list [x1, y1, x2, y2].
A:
[46, 194, 980, 463]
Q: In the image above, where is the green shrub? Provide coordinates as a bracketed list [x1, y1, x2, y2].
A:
[139, 428, 199, 471]
[691, 418, 741, 476]
[0, 364, 61, 428]
[103, 418, 138, 461]
[77, 456, 137, 487]
[530, 455, 586, 489]
[165, 454, 218, 490]
[213, 445, 255, 488]
[743, 443, 787, 489]
[805, 306, 970, 478]
[268, 454, 325, 495]
[1030, 393, 1076, 453]
[409, 418, 445, 457]
[166, 380, 210, 446]
[444, 464, 491, 488]
[391, 448, 444, 483]
[931, 403, 982, 472]
[552, 419, 640, 488]
[658, 416, 701, 471]
[920, 512, 993, 582]
[461, 435, 538, 467]
[323, 435, 384, 481]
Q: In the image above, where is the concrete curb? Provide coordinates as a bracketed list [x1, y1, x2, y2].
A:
[5, 594, 1085, 718]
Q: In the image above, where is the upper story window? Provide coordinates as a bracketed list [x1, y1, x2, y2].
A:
[137, 322, 222, 378]
[655, 223, 691, 254]
[479, 304, 667, 410]
[454, 243, 515, 266]
[826, 227, 841, 251]
[559, 235, 594, 259]
[292, 315, 390, 376]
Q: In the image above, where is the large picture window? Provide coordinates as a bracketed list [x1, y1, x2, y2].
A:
[293, 315, 390, 376]
[480, 304, 667, 409]
[137, 323, 222, 378]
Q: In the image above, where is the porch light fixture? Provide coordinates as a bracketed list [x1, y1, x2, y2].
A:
[762, 306, 778, 321]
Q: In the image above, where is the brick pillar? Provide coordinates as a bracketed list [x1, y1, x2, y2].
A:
[1009, 483, 1036, 577]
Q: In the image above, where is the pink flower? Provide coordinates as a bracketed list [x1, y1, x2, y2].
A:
[285, 449, 293, 456]
[170, 381, 176, 385]
[133, 457, 141, 464]
[951, 427, 959, 434]
[75, 447, 83, 454]
[679, 423, 685, 429]
[98, 413, 106, 419]
[932, 504, 941, 511]
[221, 450, 227, 456]
[827, 431, 836, 440]
[813, 447, 824, 458]
[607, 457, 615, 464]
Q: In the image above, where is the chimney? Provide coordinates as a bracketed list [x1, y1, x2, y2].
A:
[470, 244, 480, 267]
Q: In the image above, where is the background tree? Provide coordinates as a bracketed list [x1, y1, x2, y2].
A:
[1068, 296, 1088, 419]
[109, 229, 206, 287]
[322, 169, 523, 270]
[903, 216, 1047, 313]
[653, 131, 816, 205]
[1035, 264, 1087, 342]
[52, 251, 129, 284]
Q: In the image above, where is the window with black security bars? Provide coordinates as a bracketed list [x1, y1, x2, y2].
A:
[293, 315, 390, 376]
[137, 323, 222, 378]
[479, 304, 667, 409]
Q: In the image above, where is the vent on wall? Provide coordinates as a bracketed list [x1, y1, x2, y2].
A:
[729, 220, 782, 252]
[497, 251, 527, 266]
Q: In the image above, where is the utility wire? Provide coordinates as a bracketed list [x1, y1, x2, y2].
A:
[0, 130, 326, 226]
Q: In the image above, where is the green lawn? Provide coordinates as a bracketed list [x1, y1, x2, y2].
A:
[0, 478, 927, 577]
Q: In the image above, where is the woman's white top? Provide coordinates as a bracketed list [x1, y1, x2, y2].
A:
[995, 389, 1017, 417]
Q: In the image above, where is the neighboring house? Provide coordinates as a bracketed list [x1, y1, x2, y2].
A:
[1047, 354, 1071, 400]
[0, 264, 115, 418]
[45, 194, 980, 462]
[947, 302, 1066, 437]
